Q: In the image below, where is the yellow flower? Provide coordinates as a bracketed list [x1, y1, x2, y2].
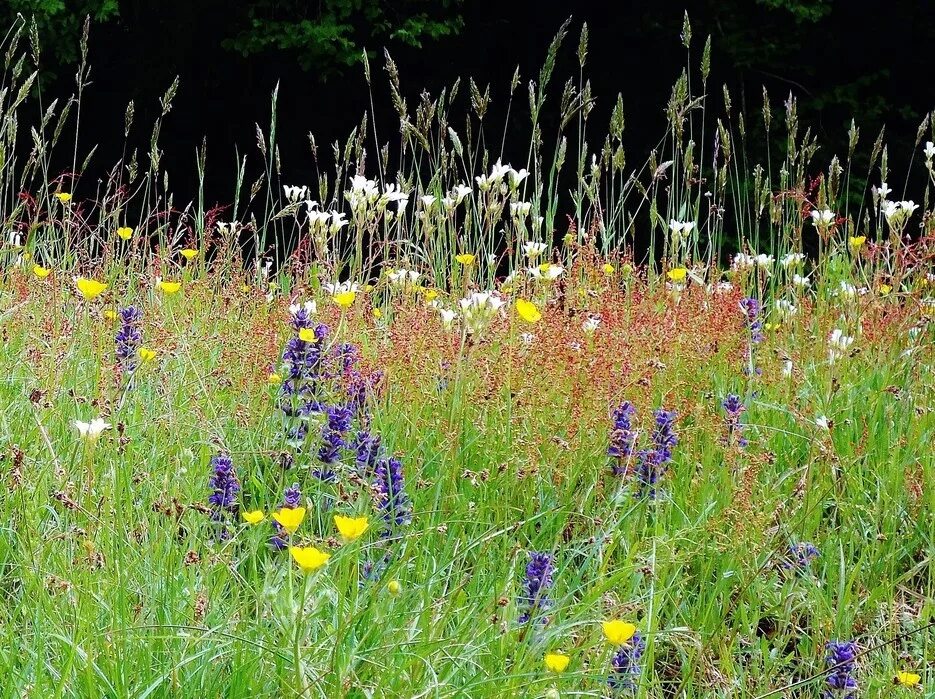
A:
[849, 235, 866, 249]
[362, 284, 374, 293]
[117, 227, 133, 240]
[298, 328, 316, 342]
[334, 290, 356, 308]
[455, 253, 476, 266]
[423, 289, 439, 302]
[289, 545, 330, 572]
[539, 262, 553, 274]
[334, 515, 369, 541]
[268, 372, 282, 385]
[104, 309, 118, 321]
[387, 579, 402, 595]
[33, 264, 51, 279]
[241, 283, 251, 293]
[157, 280, 182, 295]
[272, 506, 306, 534]
[138, 347, 157, 363]
[242, 510, 265, 524]
[76, 277, 108, 301]
[602, 620, 637, 645]
[22, 252, 31, 262]
[602, 263, 615, 275]
[880, 284, 892, 296]
[896, 671, 921, 687]
[372, 308, 383, 319]
[764, 322, 781, 332]
[515, 298, 542, 323]
[55, 192, 72, 204]
[544, 653, 570, 673]
[181, 248, 198, 260]
[667, 267, 687, 282]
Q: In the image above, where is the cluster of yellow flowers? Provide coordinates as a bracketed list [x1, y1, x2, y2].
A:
[543, 620, 638, 674]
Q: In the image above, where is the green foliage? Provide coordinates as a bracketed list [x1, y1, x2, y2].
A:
[3, 0, 118, 65]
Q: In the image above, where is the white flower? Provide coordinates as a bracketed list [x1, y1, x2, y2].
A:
[924, 141, 935, 160]
[322, 280, 360, 294]
[876, 181, 892, 200]
[289, 300, 317, 317]
[815, 415, 830, 430]
[668, 220, 695, 242]
[451, 184, 472, 204]
[507, 167, 529, 189]
[781, 359, 794, 377]
[387, 268, 420, 286]
[731, 253, 755, 271]
[256, 257, 273, 278]
[582, 316, 602, 334]
[775, 299, 797, 318]
[792, 274, 810, 288]
[441, 196, 456, 211]
[510, 201, 532, 219]
[283, 185, 308, 203]
[755, 253, 774, 268]
[523, 242, 547, 259]
[419, 195, 437, 210]
[809, 209, 836, 227]
[836, 281, 858, 299]
[519, 332, 535, 346]
[780, 252, 805, 268]
[438, 308, 457, 329]
[75, 418, 111, 441]
[828, 328, 854, 362]
[346, 175, 380, 213]
[458, 291, 506, 333]
[489, 159, 511, 183]
[883, 200, 919, 228]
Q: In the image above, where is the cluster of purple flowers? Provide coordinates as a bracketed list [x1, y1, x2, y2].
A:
[270, 482, 302, 549]
[721, 394, 748, 448]
[373, 456, 412, 538]
[115, 306, 143, 374]
[608, 401, 638, 476]
[207, 452, 240, 539]
[517, 552, 554, 625]
[783, 541, 820, 570]
[608, 632, 645, 694]
[824, 640, 858, 698]
[739, 297, 765, 376]
[608, 404, 679, 497]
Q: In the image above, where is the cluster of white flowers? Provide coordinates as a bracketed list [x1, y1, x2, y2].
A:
[476, 159, 528, 192]
[386, 268, 421, 288]
[775, 299, 798, 319]
[458, 291, 506, 333]
[668, 219, 695, 244]
[523, 242, 548, 259]
[881, 199, 919, 229]
[322, 280, 360, 294]
[828, 328, 854, 362]
[581, 315, 602, 334]
[809, 209, 836, 229]
[731, 252, 773, 272]
[437, 307, 458, 330]
[511, 201, 532, 219]
[792, 274, 811, 288]
[288, 300, 317, 316]
[527, 263, 564, 281]
[307, 204, 348, 234]
[780, 252, 805, 268]
[924, 141, 935, 165]
[283, 185, 309, 203]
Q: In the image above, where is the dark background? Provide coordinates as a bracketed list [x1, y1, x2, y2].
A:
[6, 0, 935, 236]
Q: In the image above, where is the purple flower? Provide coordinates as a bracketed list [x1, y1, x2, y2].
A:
[351, 430, 382, 476]
[783, 541, 820, 570]
[824, 640, 858, 698]
[517, 552, 554, 625]
[739, 297, 764, 344]
[635, 408, 678, 498]
[115, 306, 143, 374]
[373, 456, 411, 538]
[207, 453, 239, 539]
[270, 482, 301, 550]
[609, 401, 638, 475]
[721, 394, 748, 448]
[608, 631, 645, 694]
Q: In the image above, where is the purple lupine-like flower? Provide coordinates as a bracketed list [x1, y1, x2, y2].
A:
[722, 394, 748, 448]
[270, 482, 302, 550]
[635, 408, 678, 498]
[351, 430, 382, 476]
[517, 552, 554, 625]
[783, 541, 820, 570]
[608, 631, 645, 694]
[207, 453, 240, 539]
[609, 401, 639, 475]
[115, 306, 143, 374]
[824, 640, 858, 698]
[373, 456, 411, 537]
[739, 297, 764, 344]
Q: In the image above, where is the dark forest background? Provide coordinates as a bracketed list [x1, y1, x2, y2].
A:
[5, 0, 935, 225]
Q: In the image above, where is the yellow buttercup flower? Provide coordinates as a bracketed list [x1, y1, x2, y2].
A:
[272, 506, 306, 534]
[157, 280, 182, 295]
[268, 372, 282, 385]
[334, 290, 356, 308]
[242, 510, 265, 524]
[334, 515, 369, 541]
[55, 192, 72, 204]
[667, 267, 687, 282]
[104, 309, 118, 321]
[455, 253, 476, 266]
[76, 277, 108, 301]
[515, 298, 542, 324]
[138, 347, 157, 363]
[602, 620, 637, 645]
[603, 263, 615, 275]
[387, 579, 402, 595]
[241, 283, 251, 293]
[544, 653, 570, 673]
[423, 289, 439, 302]
[181, 248, 198, 260]
[895, 671, 921, 687]
[298, 328, 316, 343]
[33, 264, 51, 279]
[372, 308, 383, 319]
[117, 227, 133, 240]
[849, 235, 866, 249]
[362, 284, 374, 293]
[289, 545, 330, 572]
[880, 284, 892, 296]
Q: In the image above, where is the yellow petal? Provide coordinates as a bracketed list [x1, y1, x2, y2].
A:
[455, 253, 476, 266]
[268, 373, 283, 385]
[157, 280, 182, 294]
[298, 328, 316, 342]
[76, 277, 108, 301]
[544, 653, 570, 673]
[515, 299, 542, 324]
[602, 620, 637, 645]
[896, 671, 921, 687]
[180, 248, 198, 260]
[334, 515, 369, 541]
[289, 545, 330, 572]
[333, 291, 356, 308]
[242, 510, 265, 524]
[33, 264, 51, 279]
[138, 347, 157, 363]
[55, 192, 72, 204]
[117, 227, 133, 240]
[272, 506, 306, 534]
[666, 267, 687, 282]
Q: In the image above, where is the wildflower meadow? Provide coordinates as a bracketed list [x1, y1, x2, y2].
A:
[0, 14, 933, 699]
